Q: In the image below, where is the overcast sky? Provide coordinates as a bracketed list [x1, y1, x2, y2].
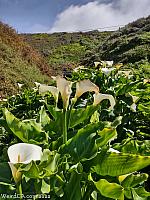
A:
[0, 0, 150, 33]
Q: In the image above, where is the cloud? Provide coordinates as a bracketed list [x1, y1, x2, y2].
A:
[50, 0, 150, 33]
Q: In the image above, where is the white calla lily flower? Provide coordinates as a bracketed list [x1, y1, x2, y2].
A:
[101, 61, 114, 67]
[130, 103, 137, 112]
[8, 143, 42, 182]
[93, 93, 116, 110]
[75, 80, 99, 99]
[109, 148, 120, 153]
[73, 66, 86, 72]
[55, 76, 72, 109]
[129, 94, 139, 112]
[17, 83, 24, 89]
[126, 93, 139, 112]
[39, 84, 59, 103]
[101, 68, 115, 76]
[94, 62, 101, 68]
[118, 70, 132, 78]
[34, 82, 41, 88]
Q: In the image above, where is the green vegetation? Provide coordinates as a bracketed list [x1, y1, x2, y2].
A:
[0, 22, 52, 98]
[0, 63, 150, 199]
[0, 15, 150, 199]
[94, 16, 150, 64]
[23, 31, 111, 73]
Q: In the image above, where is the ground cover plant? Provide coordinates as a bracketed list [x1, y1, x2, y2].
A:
[0, 61, 150, 199]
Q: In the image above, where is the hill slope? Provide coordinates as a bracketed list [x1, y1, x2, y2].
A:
[23, 16, 150, 72]
[0, 22, 52, 97]
[97, 15, 150, 64]
[22, 31, 112, 74]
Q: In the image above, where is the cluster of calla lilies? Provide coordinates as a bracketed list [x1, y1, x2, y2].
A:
[73, 60, 133, 78]
[35, 76, 116, 110]
[8, 76, 116, 185]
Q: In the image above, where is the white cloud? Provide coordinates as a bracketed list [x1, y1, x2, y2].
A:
[50, 0, 150, 33]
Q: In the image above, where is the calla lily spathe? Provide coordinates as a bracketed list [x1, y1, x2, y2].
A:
[131, 94, 139, 112]
[35, 82, 59, 103]
[73, 66, 86, 72]
[118, 70, 132, 78]
[101, 68, 115, 76]
[17, 83, 24, 89]
[55, 76, 72, 109]
[8, 143, 42, 182]
[75, 80, 99, 99]
[101, 61, 114, 67]
[94, 62, 101, 68]
[93, 93, 116, 110]
[39, 84, 59, 103]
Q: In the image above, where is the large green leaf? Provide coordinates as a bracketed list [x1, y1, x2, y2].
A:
[60, 122, 105, 162]
[121, 173, 148, 188]
[0, 163, 12, 183]
[46, 105, 64, 135]
[41, 179, 50, 194]
[132, 188, 147, 200]
[69, 105, 98, 128]
[37, 106, 51, 127]
[64, 171, 82, 200]
[116, 81, 140, 96]
[46, 104, 62, 120]
[19, 161, 40, 179]
[39, 150, 60, 177]
[94, 179, 124, 200]
[115, 139, 150, 156]
[3, 108, 47, 144]
[96, 128, 117, 148]
[134, 187, 150, 198]
[91, 152, 150, 176]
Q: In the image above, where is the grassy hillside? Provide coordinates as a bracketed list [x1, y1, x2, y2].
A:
[0, 22, 52, 98]
[97, 15, 150, 64]
[23, 16, 150, 78]
[22, 31, 112, 74]
[1, 16, 150, 98]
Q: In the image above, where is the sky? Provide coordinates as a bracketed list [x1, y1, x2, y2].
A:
[0, 0, 150, 33]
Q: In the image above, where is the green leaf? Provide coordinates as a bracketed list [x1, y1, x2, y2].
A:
[19, 161, 40, 179]
[3, 108, 47, 144]
[64, 171, 82, 200]
[134, 187, 150, 198]
[121, 173, 148, 188]
[0, 163, 12, 183]
[132, 188, 147, 200]
[96, 128, 117, 148]
[116, 81, 140, 96]
[69, 105, 98, 128]
[60, 122, 105, 162]
[91, 152, 150, 176]
[41, 179, 50, 194]
[37, 106, 51, 127]
[39, 150, 60, 177]
[94, 179, 124, 200]
[46, 104, 62, 120]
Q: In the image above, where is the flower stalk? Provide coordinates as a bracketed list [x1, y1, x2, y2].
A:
[16, 181, 23, 200]
[63, 109, 67, 144]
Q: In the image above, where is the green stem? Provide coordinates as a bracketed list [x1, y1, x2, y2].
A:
[82, 184, 93, 200]
[63, 109, 67, 144]
[67, 100, 76, 129]
[16, 182, 23, 200]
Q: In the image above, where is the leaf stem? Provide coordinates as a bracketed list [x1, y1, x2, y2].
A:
[16, 181, 23, 200]
[63, 109, 67, 144]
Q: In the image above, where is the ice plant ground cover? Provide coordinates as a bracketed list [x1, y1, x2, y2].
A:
[0, 62, 150, 199]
